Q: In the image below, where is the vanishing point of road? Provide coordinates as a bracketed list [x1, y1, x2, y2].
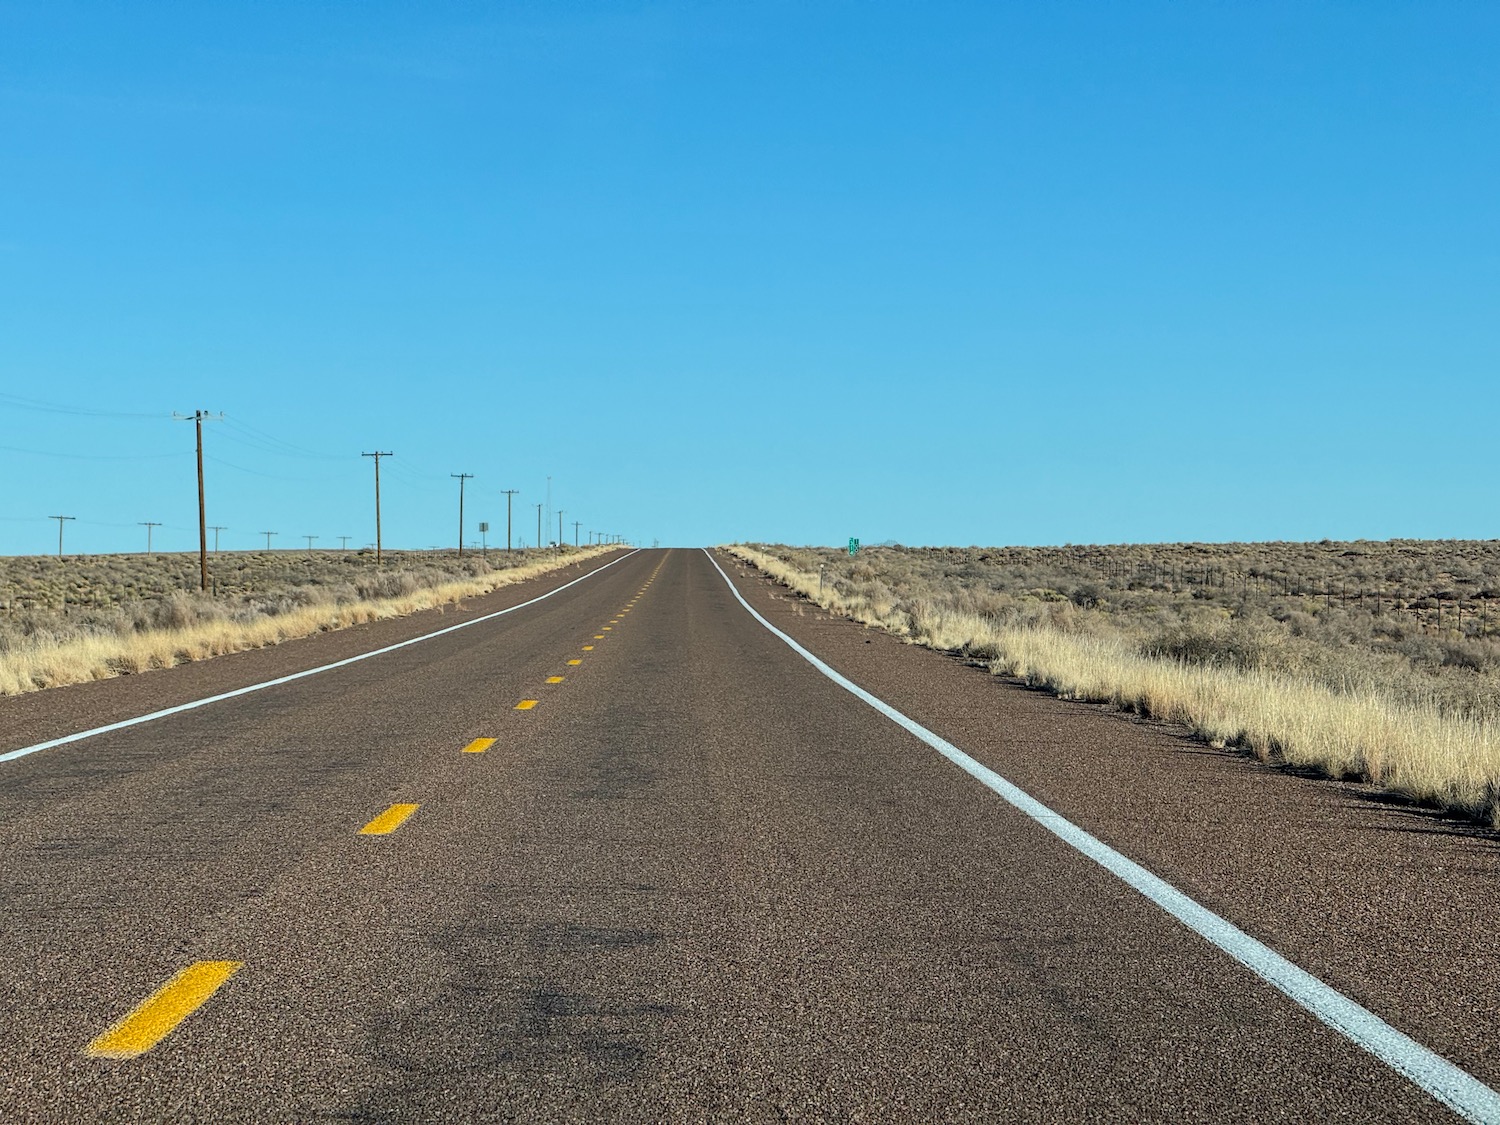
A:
[4, 549, 1499, 1122]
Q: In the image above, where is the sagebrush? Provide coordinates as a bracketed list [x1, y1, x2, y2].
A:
[728, 540, 1500, 828]
[0, 546, 613, 695]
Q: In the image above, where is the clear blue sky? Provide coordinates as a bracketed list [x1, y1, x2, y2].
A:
[2, 1, 1496, 554]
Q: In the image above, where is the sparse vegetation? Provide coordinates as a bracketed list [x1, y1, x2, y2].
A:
[0, 546, 615, 695]
[727, 540, 1500, 828]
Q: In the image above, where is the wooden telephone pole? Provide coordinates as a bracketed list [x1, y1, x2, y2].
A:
[362, 451, 393, 563]
[175, 410, 221, 591]
[500, 490, 519, 552]
[49, 515, 74, 557]
[452, 473, 473, 558]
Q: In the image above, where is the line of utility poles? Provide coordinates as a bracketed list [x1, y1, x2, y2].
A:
[501, 489, 518, 552]
[28, 430, 626, 568]
[452, 473, 473, 558]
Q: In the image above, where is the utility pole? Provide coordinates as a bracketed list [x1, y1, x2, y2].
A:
[139, 521, 161, 554]
[339, 535, 350, 551]
[304, 535, 317, 552]
[49, 515, 74, 557]
[262, 531, 277, 550]
[175, 409, 222, 592]
[574, 520, 581, 547]
[452, 473, 473, 558]
[362, 451, 393, 564]
[557, 510, 565, 553]
[546, 476, 551, 550]
[535, 503, 543, 552]
[209, 525, 227, 552]
[501, 489, 518, 552]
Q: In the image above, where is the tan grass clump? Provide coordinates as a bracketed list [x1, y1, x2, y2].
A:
[0, 548, 616, 696]
[726, 544, 1500, 827]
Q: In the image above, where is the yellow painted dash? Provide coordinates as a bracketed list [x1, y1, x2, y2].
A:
[567, 659, 582, 665]
[593, 634, 605, 639]
[546, 675, 564, 684]
[515, 699, 539, 711]
[582, 645, 594, 651]
[462, 738, 496, 754]
[86, 961, 243, 1059]
[360, 803, 419, 834]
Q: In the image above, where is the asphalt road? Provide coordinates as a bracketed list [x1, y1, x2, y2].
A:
[1, 548, 1496, 1122]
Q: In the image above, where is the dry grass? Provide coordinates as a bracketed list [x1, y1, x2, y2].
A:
[0, 547, 617, 696]
[727, 543, 1500, 828]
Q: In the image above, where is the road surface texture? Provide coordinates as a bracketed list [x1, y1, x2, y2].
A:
[2, 547, 1498, 1123]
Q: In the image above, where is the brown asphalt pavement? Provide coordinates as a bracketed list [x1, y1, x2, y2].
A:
[0, 547, 1493, 1122]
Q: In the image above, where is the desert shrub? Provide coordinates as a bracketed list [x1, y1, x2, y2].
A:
[730, 538, 1500, 826]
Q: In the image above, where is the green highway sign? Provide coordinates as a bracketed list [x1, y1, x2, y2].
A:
[848, 538, 859, 556]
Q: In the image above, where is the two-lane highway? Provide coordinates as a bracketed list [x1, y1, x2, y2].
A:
[1, 548, 1492, 1121]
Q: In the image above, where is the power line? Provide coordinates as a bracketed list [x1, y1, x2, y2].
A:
[203, 454, 328, 483]
[0, 444, 186, 462]
[218, 416, 345, 462]
[0, 390, 164, 419]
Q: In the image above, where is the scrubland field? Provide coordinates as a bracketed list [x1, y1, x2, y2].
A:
[729, 539, 1500, 827]
[0, 546, 610, 695]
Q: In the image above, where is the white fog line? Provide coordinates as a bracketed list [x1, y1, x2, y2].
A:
[703, 548, 1500, 1124]
[0, 551, 640, 765]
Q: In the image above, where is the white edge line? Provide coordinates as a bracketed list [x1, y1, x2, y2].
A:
[0, 550, 641, 764]
[703, 548, 1500, 1124]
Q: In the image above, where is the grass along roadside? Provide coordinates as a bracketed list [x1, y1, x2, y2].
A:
[0, 547, 619, 696]
[726, 544, 1500, 828]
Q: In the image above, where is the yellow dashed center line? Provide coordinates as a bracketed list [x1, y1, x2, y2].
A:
[86, 961, 243, 1060]
[546, 676, 564, 684]
[515, 699, 539, 710]
[360, 803, 419, 834]
[462, 738, 496, 754]
[594, 634, 605, 639]
[582, 645, 594, 651]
